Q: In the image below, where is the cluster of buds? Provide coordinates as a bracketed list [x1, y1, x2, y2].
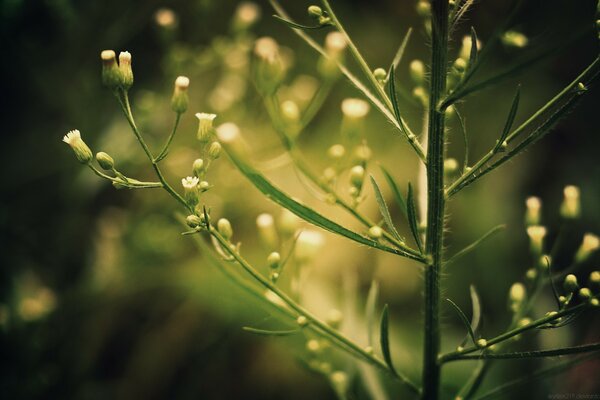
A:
[562, 271, 600, 307]
[307, 5, 333, 26]
[101, 50, 134, 91]
[318, 31, 347, 79]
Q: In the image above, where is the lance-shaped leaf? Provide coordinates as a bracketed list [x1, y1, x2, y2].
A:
[243, 326, 299, 336]
[222, 146, 424, 262]
[386, 28, 413, 83]
[493, 86, 521, 152]
[370, 175, 403, 242]
[447, 298, 478, 347]
[379, 304, 399, 377]
[380, 165, 408, 218]
[406, 182, 423, 253]
[468, 27, 479, 69]
[365, 280, 379, 346]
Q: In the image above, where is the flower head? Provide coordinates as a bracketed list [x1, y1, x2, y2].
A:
[63, 130, 93, 164]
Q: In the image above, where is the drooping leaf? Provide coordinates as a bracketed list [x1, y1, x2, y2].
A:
[243, 326, 299, 336]
[379, 165, 408, 219]
[370, 175, 403, 242]
[406, 182, 423, 253]
[447, 298, 478, 346]
[379, 304, 398, 377]
[493, 86, 521, 152]
[223, 147, 424, 262]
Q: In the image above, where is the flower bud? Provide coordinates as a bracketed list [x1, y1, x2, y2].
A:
[216, 122, 246, 158]
[196, 113, 217, 143]
[373, 67, 387, 83]
[459, 35, 482, 63]
[318, 31, 346, 78]
[589, 271, 600, 289]
[327, 144, 346, 160]
[217, 218, 233, 240]
[192, 159, 205, 177]
[409, 59, 426, 84]
[525, 268, 537, 282]
[591, 298, 599, 307]
[296, 230, 324, 264]
[96, 152, 114, 170]
[412, 86, 429, 107]
[199, 180, 210, 192]
[326, 309, 343, 329]
[267, 252, 281, 269]
[155, 8, 177, 28]
[118, 51, 133, 90]
[186, 214, 202, 228]
[63, 130, 93, 164]
[254, 37, 285, 95]
[208, 142, 222, 160]
[349, 165, 365, 189]
[256, 213, 279, 250]
[232, 2, 261, 31]
[101, 50, 121, 90]
[525, 196, 542, 226]
[296, 315, 309, 327]
[416, 1, 431, 16]
[501, 30, 528, 48]
[181, 176, 199, 206]
[526, 225, 546, 255]
[508, 282, 526, 312]
[453, 57, 467, 73]
[575, 233, 599, 263]
[368, 226, 383, 239]
[444, 158, 459, 175]
[579, 287, 592, 301]
[353, 143, 372, 163]
[278, 209, 301, 237]
[560, 185, 580, 219]
[476, 338, 487, 348]
[330, 371, 349, 396]
[341, 98, 370, 121]
[563, 274, 579, 293]
[280, 100, 300, 130]
[171, 76, 190, 113]
[306, 339, 321, 353]
[307, 5, 323, 18]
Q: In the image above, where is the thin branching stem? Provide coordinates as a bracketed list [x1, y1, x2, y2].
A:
[155, 112, 182, 162]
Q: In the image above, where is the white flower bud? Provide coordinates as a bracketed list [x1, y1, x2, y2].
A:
[101, 50, 120, 90]
[444, 158, 459, 175]
[306, 339, 321, 353]
[171, 76, 190, 113]
[233, 2, 261, 31]
[118, 51, 133, 90]
[208, 142, 222, 160]
[509, 282, 526, 312]
[296, 315, 309, 327]
[326, 309, 343, 329]
[96, 152, 114, 170]
[353, 143, 372, 162]
[324, 31, 346, 55]
[217, 218, 233, 240]
[526, 225, 546, 255]
[368, 226, 383, 239]
[216, 122, 246, 158]
[373, 67, 387, 83]
[155, 8, 177, 28]
[186, 214, 202, 228]
[307, 5, 323, 18]
[349, 165, 365, 189]
[278, 209, 301, 237]
[254, 37, 285, 95]
[560, 185, 580, 219]
[409, 59, 426, 84]
[459, 35, 482, 62]
[589, 271, 600, 289]
[192, 159, 205, 177]
[195, 113, 217, 143]
[525, 196, 542, 226]
[579, 287, 592, 301]
[330, 371, 349, 396]
[575, 233, 599, 263]
[280, 100, 300, 124]
[563, 274, 579, 293]
[63, 130, 93, 164]
[327, 144, 346, 160]
[256, 213, 279, 250]
[296, 230, 324, 263]
[412, 86, 428, 107]
[267, 252, 281, 269]
[416, 1, 431, 16]
[476, 338, 487, 348]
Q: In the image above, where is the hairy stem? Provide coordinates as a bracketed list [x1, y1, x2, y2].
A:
[422, 0, 449, 398]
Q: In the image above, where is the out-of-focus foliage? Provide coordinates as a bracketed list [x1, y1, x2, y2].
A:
[1, 0, 599, 398]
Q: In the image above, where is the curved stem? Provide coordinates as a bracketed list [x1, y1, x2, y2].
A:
[155, 112, 182, 162]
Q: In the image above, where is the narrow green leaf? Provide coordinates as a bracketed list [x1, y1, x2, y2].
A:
[243, 326, 299, 336]
[451, 343, 600, 362]
[446, 224, 506, 265]
[370, 175, 403, 242]
[272, 14, 329, 30]
[455, 107, 469, 171]
[380, 304, 399, 377]
[387, 65, 402, 122]
[387, 28, 413, 83]
[379, 165, 408, 218]
[469, 285, 482, 336]
[493, 86, 521, 152]
[447, 298, 478, 346]
[406, 183, 423, 253]
[468, 27, 478, 69]
[224, 148, 424, 262]
[365, 280, 379, 346]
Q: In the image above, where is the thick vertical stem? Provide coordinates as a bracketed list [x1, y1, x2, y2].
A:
[422, 0, 449, 399]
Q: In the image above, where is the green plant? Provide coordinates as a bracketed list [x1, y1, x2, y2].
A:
[64, 1, 600, 398]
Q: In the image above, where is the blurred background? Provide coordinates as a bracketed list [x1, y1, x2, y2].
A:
[1, 0, 599, 398]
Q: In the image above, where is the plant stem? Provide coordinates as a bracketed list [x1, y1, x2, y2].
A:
[155, 112, 182, 162]
[117, 91, 192, 212]
[422, 1, 449, 398]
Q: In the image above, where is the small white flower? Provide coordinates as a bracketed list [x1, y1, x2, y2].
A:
[63, 129, 93, 164]
[195, 113, 217, 142]
[175, 76, 190, 90]
[181, 176, 199, 190]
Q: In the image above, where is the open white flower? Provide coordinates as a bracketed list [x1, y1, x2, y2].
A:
[63, 129, 93, 164]
[181, 176, 199, 190]
[195, 113, 217, 142]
